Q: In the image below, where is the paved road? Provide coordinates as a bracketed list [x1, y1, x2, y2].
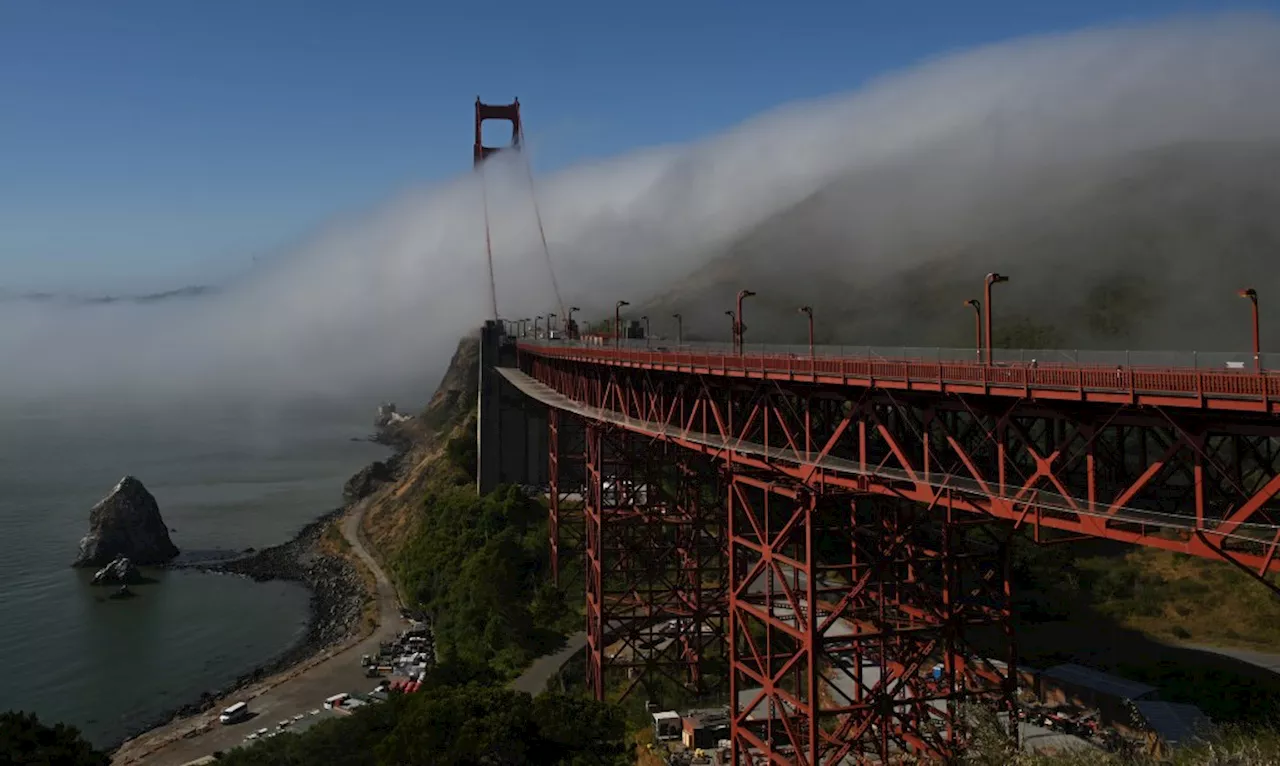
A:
[510, 632, 586, 696]
[1181, 643, 1280, 676]
[113, 500, 407, 766]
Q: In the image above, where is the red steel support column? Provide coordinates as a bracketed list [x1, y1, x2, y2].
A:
[584, 422, 605, 699]
[728, 476, 1015, 765]
[549, 408, 562, 586]
[548, 409, 586, 589]
[586, 428, 727, 703]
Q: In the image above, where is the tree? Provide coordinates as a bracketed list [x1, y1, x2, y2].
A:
[0, 711, 109, 766]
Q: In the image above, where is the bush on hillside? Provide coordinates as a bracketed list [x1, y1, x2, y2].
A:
[393, 483, 570, 678]
[0, 711, 109, 766]
[218, 683, 628, 766]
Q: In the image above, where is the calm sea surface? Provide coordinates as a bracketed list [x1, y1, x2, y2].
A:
[0, 398, 390, 747]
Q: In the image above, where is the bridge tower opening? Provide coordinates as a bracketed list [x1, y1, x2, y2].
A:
[474, 97, 522, 166]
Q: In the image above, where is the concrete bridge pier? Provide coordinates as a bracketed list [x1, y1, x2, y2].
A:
[477, 320, 550, 494]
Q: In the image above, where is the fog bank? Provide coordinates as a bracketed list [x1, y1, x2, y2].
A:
[5, 14, 1280, 409]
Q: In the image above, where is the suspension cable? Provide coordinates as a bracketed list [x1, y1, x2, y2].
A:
[478, 160, 499, 321]
[518, 130, 566, 322]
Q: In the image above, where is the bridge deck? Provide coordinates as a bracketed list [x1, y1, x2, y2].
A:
[496, 368, 1279, 552]
[518, 342, 1280, 413]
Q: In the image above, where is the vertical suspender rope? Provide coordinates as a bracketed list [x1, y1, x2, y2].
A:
[479, 160, 500, 322]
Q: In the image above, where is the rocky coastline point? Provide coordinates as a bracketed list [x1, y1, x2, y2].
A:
[72, 476, 179, 568]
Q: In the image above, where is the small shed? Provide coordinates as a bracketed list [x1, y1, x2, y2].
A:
[653, 710, 682, 741]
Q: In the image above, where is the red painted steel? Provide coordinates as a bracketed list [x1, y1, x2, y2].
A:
[547, 409, 587, 587]
[727, 478, 1015, 763]
[580, 424, 727, 703]
[521, 342, 1280, 413]
[474, 97, 522, 166]
[518, 338, 1280, 764]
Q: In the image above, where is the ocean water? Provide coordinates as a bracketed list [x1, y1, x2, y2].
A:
[0, 398, 390, 747]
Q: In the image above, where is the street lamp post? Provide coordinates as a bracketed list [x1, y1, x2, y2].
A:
[524, 318, 532, 338]
[641, 315, 650, 347]
[1240, 288, 1261, 372]
[799, 306, 814, 358]
[965, 299, 982, 362]
[568, 306, 580, 339]
[736, 289, 756, 354]
[548, 312, 557, 336]
[672, 313, 683, 347]
[615, 300, 629, 349]
[534, 316, 543, 339]
[725, 310, 736, 348]
[983, 273, 1009, 365]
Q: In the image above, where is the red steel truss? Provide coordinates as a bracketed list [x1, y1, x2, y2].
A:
[580, 422, 727, 702]
[727, 476, 1014, 764]
[548, 408, 586, 586]
[512, 342, 1280, 763]
[524, 343, 1280, 414]
[521, 353, 1280, 579]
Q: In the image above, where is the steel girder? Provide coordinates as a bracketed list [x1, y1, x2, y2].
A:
[548, 408, 587, 587]
[580, 423, 728, 703]
[727, 476, 1014, 765]
[524, 355, 1280, 763]
[526, 358, 1280, 582]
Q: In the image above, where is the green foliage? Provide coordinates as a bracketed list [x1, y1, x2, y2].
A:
[444, 418, 478, 481]
[0, 711, 109, 766]
[1009, 536, 1280, 724]
[218, 685, 629, 766]
[392, 483, 570, 678]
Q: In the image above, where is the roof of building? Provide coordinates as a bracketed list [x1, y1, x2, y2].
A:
[1042, 663, 1158, 700]
[1133, 701, 1213, 747]
[653, 710, 681, 721]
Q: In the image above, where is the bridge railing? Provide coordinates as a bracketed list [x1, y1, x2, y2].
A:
[518, 338, 1280, 400]
[527, 337, 1280, 371]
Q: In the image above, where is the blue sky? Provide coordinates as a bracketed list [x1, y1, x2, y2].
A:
[0, 0, 1273, 292]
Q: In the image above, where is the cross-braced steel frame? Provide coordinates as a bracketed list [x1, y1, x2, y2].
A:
[548, 408, 586, 586]
[727, 475, 1014, 765]
[524, 357, 1280, 584]
[515, 352, 1280, 764]
[578, 421, 727, 703]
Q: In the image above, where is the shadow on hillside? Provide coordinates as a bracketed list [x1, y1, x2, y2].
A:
[980, 538, 1280, 725]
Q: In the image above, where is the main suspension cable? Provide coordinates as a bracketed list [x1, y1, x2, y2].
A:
[518, 130, 566, 322]
[478, 160, 499, 321]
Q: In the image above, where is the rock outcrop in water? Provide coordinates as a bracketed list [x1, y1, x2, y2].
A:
[374, 402, 409, 429]
[91, 554, 145, 585]
[72, 476, 179, 567]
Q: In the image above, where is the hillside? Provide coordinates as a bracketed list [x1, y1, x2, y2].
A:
[633, 140, 1280, 352]
[360, 333, 480, 564]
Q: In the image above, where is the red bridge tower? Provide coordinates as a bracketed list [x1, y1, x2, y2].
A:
[474, 97, 522, 167]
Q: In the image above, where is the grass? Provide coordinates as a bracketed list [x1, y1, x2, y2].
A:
[963, 705, 1280, 764]
[1074, 546, 1280, 652]
[1006, 536, 1280, 724]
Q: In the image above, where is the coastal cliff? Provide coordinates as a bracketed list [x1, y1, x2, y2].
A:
[360, 334, 480, 565]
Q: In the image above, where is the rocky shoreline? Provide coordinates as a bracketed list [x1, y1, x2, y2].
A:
[105, 506, 368, 753]
[105, 420, 412, 755]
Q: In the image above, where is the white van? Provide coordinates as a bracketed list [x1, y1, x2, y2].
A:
[219, 701, 249, 724]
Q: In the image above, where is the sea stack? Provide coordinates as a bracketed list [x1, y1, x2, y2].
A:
[72, 476, 179, 568]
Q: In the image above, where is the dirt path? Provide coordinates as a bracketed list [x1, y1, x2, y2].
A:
[1180, 643, 1280, 676]
[111, 499, 405, 765]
